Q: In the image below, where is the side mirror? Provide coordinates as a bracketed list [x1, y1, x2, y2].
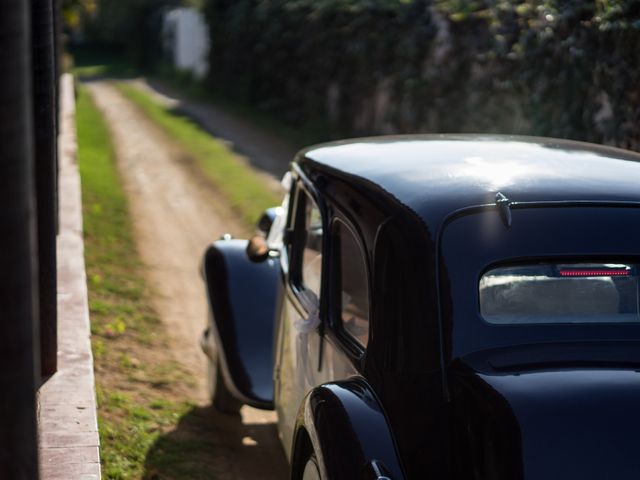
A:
[246, 234, 270, 263]
[257, 207, 279, 236]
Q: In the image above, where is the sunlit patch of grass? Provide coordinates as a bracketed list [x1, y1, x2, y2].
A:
[77, 85, 221, 479]
[115, 82, 281, 226]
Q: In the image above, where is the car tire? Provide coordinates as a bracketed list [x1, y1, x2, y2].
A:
[208, 354, 242, 414]
[301, 453, 321, 480]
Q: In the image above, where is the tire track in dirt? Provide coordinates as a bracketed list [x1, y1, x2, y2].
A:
[86, 80, 288, 479]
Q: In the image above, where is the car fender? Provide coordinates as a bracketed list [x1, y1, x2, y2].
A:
[291, 378, 405, 480]
[201, 238, 280, 409]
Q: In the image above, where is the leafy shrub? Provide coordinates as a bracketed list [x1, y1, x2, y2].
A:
[74, 0, 185, 70]
[204, 0, 640, 149]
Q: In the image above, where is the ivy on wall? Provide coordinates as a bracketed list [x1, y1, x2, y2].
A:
[204, 0, 640, 149]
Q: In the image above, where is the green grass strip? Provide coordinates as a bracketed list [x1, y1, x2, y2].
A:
[77, 85, 217, 479]
[115, 82, 281, 226]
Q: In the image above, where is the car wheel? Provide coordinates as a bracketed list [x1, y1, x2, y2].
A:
[208, 354, 242, 414]
[301, 453, 321, 480]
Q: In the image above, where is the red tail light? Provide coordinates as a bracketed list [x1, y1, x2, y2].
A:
[559, 269, 630, 277]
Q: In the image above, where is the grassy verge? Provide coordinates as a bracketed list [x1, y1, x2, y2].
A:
[115, 82, 281, 226]
[77, 86, 218, 479]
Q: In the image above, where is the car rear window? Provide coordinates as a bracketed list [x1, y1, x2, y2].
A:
[480, 263, 640, 324]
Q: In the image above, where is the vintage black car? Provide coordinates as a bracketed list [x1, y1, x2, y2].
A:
[200, 135, 640, 480]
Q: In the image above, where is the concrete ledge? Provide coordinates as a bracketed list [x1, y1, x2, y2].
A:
[38, 73, 101, 479]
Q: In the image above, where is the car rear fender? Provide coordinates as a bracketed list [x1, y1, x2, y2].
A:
[291, 378, 405, 480]
[201, 238, 280, 409]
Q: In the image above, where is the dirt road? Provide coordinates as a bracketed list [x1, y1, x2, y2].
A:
[86, 80, 289, 479]
[130, 78, 297, 180]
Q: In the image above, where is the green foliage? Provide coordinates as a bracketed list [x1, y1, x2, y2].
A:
[204, 0, 640, 149]
[204, 0, 437, 137]
[472, 0, 640, 146]
[71, 0, 186, 70]
[63, 0, 97, 31]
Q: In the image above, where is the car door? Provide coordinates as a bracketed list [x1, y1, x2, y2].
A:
[274, 182, 370, 458]
[274, 181, 326, 458]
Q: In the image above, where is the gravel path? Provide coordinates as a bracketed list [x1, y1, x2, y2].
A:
[86, 80, 289, 479]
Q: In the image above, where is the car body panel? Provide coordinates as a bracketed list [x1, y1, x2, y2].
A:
[202, 239, 280, 408]
[292, 378, 405, 480]
[302, 135, 640, 230]
[275, 307, 361, 460]
[450, 362, 640, 480]
[274, 286, 326, 457]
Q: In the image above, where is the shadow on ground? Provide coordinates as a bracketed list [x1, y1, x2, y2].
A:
[143, 405, 288, 480]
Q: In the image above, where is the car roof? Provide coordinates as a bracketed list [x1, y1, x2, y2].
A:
[296, 134, 640, 228]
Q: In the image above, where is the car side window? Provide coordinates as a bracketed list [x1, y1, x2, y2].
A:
[300, 192, 323, 303]
[334, 221, 369, 347]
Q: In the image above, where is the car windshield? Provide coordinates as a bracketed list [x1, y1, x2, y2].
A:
[480, 263, 640, 324]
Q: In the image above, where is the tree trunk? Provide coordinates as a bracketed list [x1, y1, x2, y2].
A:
[0, 0, 41, 478]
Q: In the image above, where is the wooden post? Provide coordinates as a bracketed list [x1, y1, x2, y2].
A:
[0, 0, 41, 478]
[32, 0, 58, 377]
[53, 0, 62, 233]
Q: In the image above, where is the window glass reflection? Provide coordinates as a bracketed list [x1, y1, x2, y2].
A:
[480, 263, 640, 324]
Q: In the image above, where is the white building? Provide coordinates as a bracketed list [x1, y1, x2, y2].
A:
[163, 7, 210, 80]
